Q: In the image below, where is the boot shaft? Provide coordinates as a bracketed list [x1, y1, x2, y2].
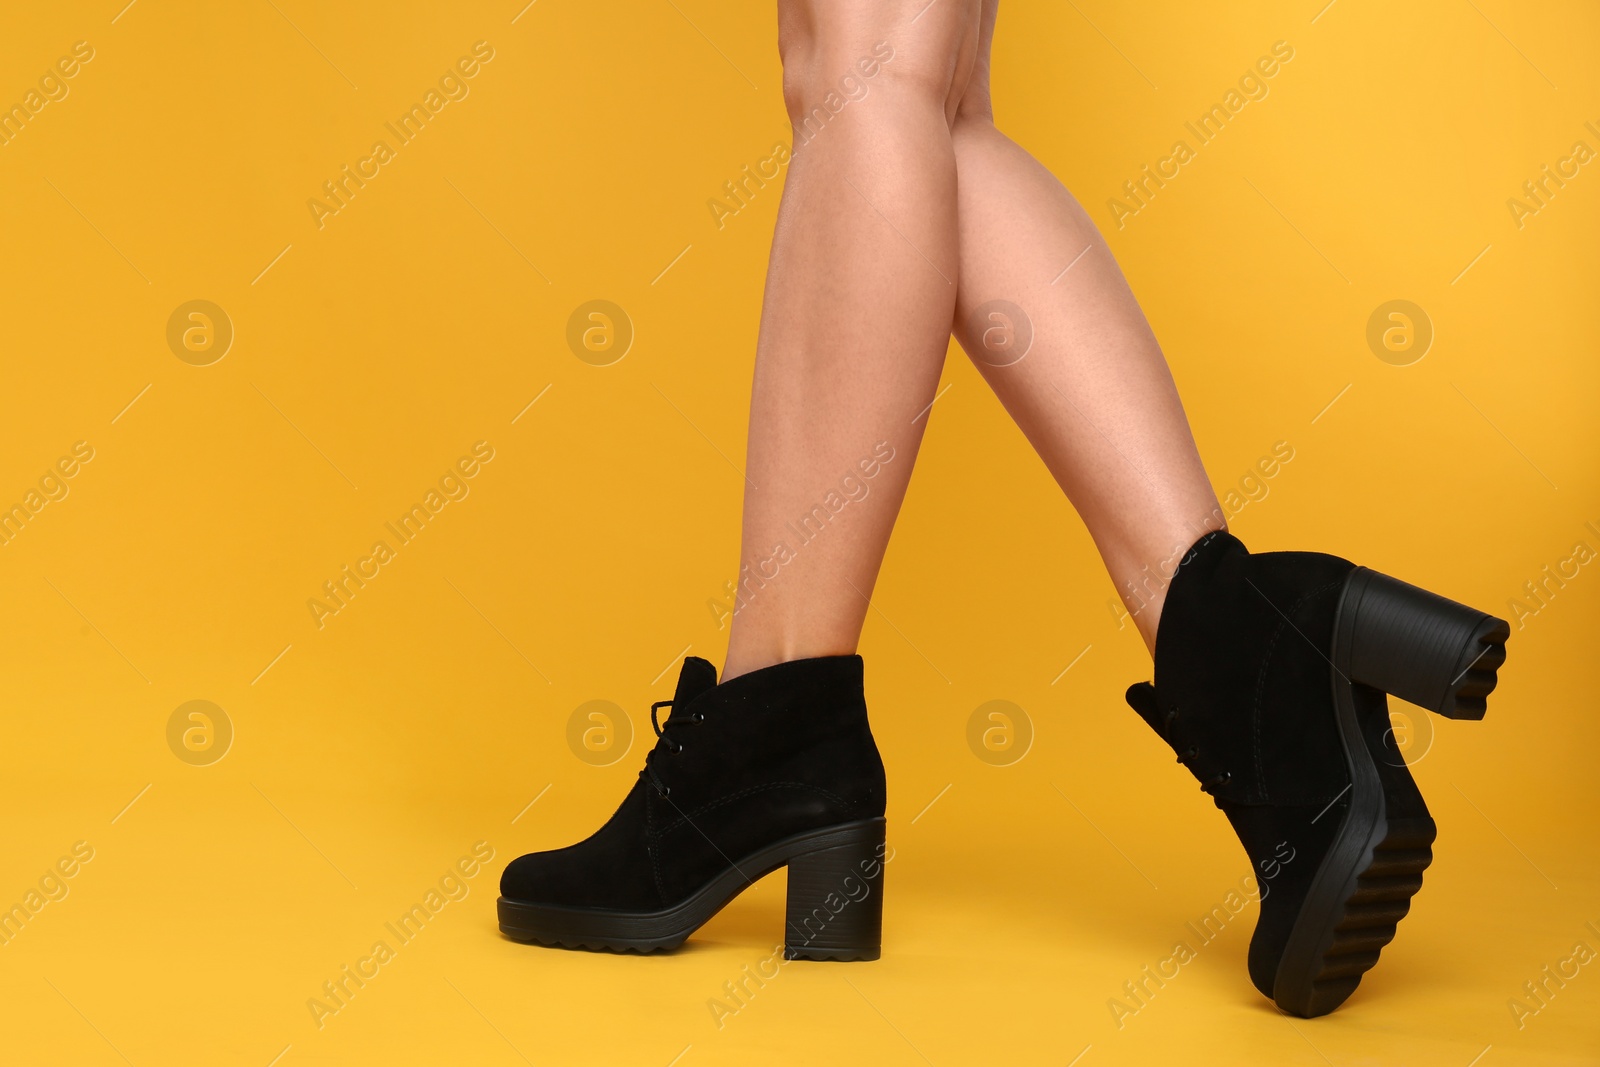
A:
[1145, 531, 1355, 804]
[650, 654, 887, 820]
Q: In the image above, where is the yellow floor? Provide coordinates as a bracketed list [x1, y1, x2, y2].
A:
[3, 0, 1598, 1063]
[7, 723, 1597, 1065]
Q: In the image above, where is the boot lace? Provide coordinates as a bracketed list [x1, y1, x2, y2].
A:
[1164, 706, 1232, 795]
[639, 698, 705, 797]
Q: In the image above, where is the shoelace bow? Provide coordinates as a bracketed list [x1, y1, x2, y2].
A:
[639, 698, 705, 798]
[1163, 705, 1232, 795]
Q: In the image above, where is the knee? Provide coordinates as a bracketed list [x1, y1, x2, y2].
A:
[777, 0, 978, 126]
[779, 36, 900, 128]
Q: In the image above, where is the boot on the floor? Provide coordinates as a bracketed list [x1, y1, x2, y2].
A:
[499, 654, 889, 960]
[1125, 530, 1509, 1017]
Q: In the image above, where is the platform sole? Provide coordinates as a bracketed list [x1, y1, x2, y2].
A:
[497, 818, 887, 960]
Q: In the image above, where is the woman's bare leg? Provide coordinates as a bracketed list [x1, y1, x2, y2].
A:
[723, 0, 981, 679]
[950, 1, 1224, 652]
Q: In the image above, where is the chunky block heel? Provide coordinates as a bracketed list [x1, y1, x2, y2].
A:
[1335, 567, 1509, 719]
[784, 818, 887, 962]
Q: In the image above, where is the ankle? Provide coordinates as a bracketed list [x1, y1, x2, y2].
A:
[724, 637, 859, 681]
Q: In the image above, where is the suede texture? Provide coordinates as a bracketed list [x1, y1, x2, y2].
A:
[501, 654, 886, 911]
[1126, 530, 1364, 994]
[1222, 800, 1348, 997]
[1143, 530, 1356, 807]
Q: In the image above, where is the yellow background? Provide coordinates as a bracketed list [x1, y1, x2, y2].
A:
[2, 0, 1596, 1063]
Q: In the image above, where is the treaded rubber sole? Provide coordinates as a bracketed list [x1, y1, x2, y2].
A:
[1270, 568, 1506, 1017]
[497, 818, 886, 960]
[1293, 813, 1435, 1013]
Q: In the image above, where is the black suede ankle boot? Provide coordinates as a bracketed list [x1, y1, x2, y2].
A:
[1125, 530, 1509, 1017]
[499, 654, 889, 959]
